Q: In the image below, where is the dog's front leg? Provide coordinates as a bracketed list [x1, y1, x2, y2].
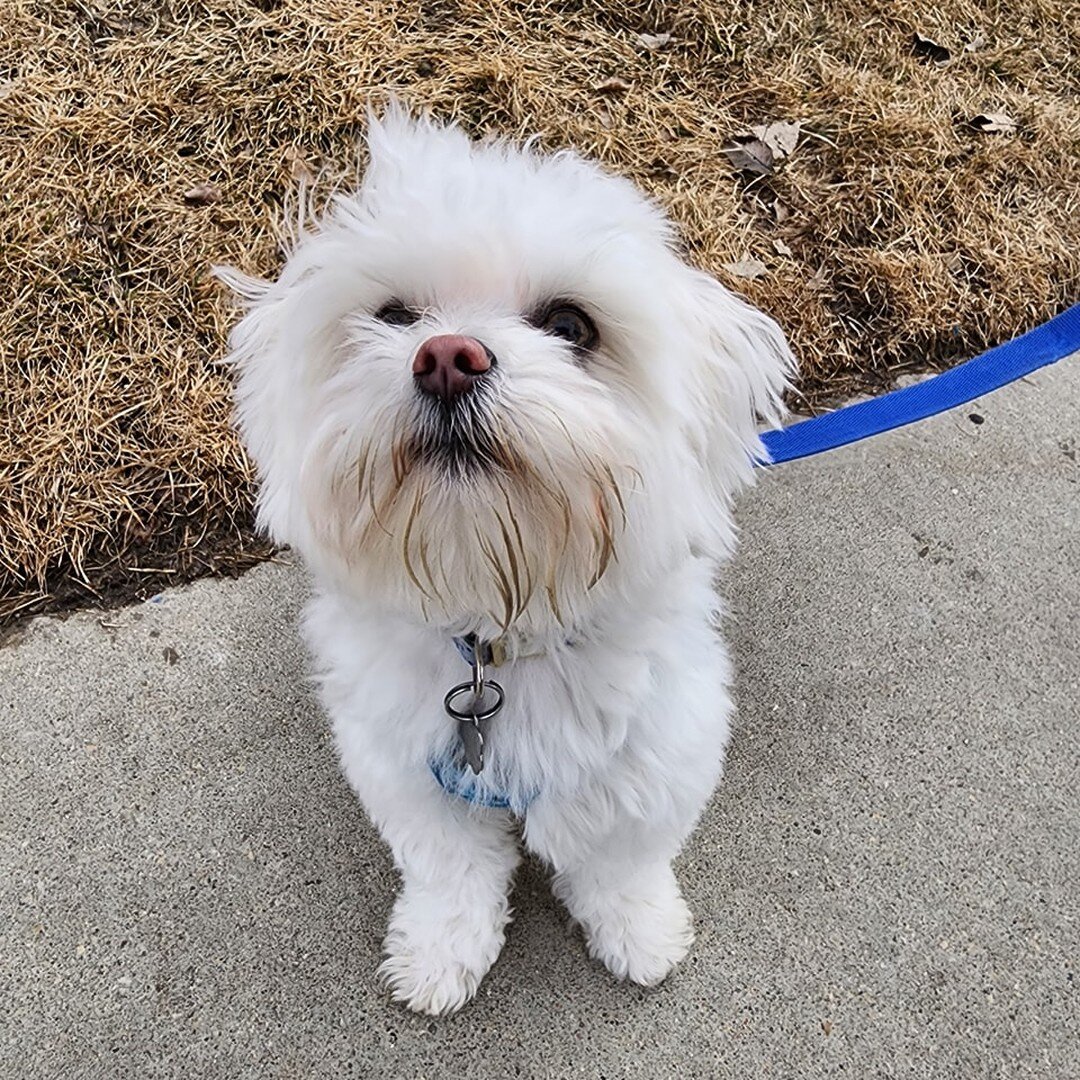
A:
[341, 757, 521, 1015]
[524, 795, 699, 987]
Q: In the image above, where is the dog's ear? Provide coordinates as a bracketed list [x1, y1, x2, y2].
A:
[212, 266, 299, 546]
[671, 266, 795, 544]
[214, 253, 354, 549]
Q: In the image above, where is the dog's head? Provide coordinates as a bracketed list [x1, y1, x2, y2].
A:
[218, 106, 794, 636]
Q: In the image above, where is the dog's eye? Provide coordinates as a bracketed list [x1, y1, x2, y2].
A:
[539, 304, 598, 351]
[375, 302, 420, 327]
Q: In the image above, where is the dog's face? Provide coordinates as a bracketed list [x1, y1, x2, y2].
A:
[220, 108, 793, 635]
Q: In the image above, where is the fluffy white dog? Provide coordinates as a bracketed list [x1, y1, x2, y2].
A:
[218, 106, 794, 1016]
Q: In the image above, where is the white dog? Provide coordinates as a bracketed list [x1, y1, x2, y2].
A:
[218, 106, 794, 1015]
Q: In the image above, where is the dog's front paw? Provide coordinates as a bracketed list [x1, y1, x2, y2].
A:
[563, 865, 694, 987]
[378, 884, 510, 1016]
[585, 891, 694, 987]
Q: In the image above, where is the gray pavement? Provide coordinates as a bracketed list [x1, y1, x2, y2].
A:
[2, 357, 1078, 1079]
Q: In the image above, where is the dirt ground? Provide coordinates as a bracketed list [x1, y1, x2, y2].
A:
[2, 0, 1077, 620]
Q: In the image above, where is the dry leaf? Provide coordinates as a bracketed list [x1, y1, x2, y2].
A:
[723, 136, 774, 176]
[284, 146, 313, 182]
[183, 181, 221, 206]
[969, 112, 1016, 134]
[773, 200, 791, 223]
[964, 33, 987, 52]
[725, 121, 800, 176]
[594, 77, 632, 94]
[772, 238, 793, 256]
[723, 258, 768, 280]
[821, 1019, 833, 1036]
[637, 32, 672, 51]
[596, 105, 613, 130]
[912, 32, 950, 63]
[805, 265, 830, 292]
[750, 120, 801, 158]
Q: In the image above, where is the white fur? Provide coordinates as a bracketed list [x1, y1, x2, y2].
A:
[219, 105, 794, 1016]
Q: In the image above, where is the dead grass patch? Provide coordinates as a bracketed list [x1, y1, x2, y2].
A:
[2, 0, 1078, 621]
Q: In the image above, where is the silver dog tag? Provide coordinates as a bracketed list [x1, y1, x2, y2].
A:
[444, 681, 504, 775]
[458, 713, 491, 775]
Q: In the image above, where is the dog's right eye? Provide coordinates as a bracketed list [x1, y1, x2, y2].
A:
[375, 302, 420, 327]
[535, 302, 599, 353]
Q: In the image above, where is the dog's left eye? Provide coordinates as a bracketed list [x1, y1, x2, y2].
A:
[538, 304, 598, 351]
[375, 302, 420, 327]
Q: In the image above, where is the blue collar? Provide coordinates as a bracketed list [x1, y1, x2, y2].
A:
[429, 754, 520, 811]
[451, 633, 492, 667]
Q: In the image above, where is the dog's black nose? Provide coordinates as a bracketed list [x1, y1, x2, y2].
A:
[412, 335, 494, 402]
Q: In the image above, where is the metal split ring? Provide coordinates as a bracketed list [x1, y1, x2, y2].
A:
[443, 679, 505, 723]
[471, 649, 486, 697]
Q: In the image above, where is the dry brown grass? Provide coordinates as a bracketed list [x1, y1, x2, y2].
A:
[2, 0, 1078, 621]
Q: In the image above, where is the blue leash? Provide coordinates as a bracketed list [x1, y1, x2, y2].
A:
[432, 305, 1080, 811]
[760, 304, 1080, 466]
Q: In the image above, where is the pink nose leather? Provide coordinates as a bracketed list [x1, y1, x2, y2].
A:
[412, 335, 492, 401]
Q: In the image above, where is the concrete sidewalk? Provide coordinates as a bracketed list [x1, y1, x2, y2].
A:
[3, 358, 1077, 1079]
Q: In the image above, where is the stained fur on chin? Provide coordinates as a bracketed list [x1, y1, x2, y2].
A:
[218, 103, 795, 1014]
[302, 387, 628, 633]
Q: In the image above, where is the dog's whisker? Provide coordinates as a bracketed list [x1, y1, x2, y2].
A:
[355, 441, 372, 503]
[474, 524, 515, 632]
[401, 484, 437, 602]
[499, 485, 534, 620]
[588, 483, 617, 590]
[416, 531, 444, 607]
[600, 461, 628, 529]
